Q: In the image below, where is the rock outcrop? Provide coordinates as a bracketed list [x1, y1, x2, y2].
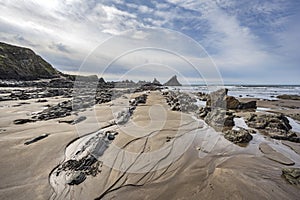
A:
[0, 42, 61, 80]
[163, 91, 198, 112]
[245, 113, 300, 143]
[206, 88, 257, 110]
[164, 75, 182, 86]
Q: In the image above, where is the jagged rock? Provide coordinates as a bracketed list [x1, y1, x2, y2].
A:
[226, 96, 240, 109]
[204, 108, 234, 131]
[206, 88, 256, 110]
[224, 128, 253, 144]
[98, 77, 106, 84]
[152, 78, 162, 85]
[164, 75, 182, 86]
[282, 168, 300, 185]
[246, 114, 292, 131]
[245, 114, 299, 143]
[35, 100, 72, 120]
[0, 42, 61, 80]
[206, 88, 228, 108]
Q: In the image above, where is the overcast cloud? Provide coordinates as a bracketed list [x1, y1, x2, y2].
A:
[0, 0, 299, 84]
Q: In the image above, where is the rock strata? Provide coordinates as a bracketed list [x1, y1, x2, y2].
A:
[282, 168, 300, 185]
[245, 114, 300, 143]
[163, 91, 198, 112]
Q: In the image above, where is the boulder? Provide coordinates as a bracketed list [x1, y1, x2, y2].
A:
[226, 96, 240, 109]
[204, 108, 234, 131]
[206, 88, 228, 108]
[224, 128, 253, 144]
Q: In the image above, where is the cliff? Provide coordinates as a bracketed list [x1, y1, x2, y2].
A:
[0, 42, 61, 80]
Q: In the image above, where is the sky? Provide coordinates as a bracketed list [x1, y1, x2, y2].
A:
[0, 0, 299, 84]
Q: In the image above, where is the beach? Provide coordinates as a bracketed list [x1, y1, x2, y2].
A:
[0, 84, 299, 200]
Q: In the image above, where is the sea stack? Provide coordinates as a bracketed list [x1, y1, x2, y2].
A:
[152, 78, 162, 86]
[164, 75, 182, 86]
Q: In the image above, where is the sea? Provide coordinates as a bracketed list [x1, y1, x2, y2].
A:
[169, 85, 300, 100]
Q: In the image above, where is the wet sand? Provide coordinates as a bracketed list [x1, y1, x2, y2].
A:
[0, 92, 300, 200]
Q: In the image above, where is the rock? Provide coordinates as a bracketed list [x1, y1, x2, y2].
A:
[238, 101, 257, 109]
[226, 96, 240, 109]
[36, 99, 48, 103]
[98, 77, 106, 84]
[66, 171, 86, 185]
[163, 75, 182, 86]
[245, 113, 300, 142]
[259, 143, 295, 165]
[164, 91, 198, 113]
[115, 108, 131, 125]
[195, 92, 208, 101]
[59, 116, 87, 125]
[206, 88, 228, 108]
[24, 133, 49, 145]
[107, 134, 115, 140]
[277, 94, 300, 101]
[204, 108, 234, 131]
[282, 168, 300, 185]
[224, 128, 253, 144]
[71, 116, 87, 125]
[206, 88, 256, 110]
[152, 78, 162, 86]
[13, 118, 35, 124]
[198, 107, 209, 118]
[35, 100, 72, 121]
[246, 114, 292, 131]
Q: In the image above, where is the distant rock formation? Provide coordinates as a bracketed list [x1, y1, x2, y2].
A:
[164, 75, 182, 86]
[0, 42, 61, 80]
[152, 78, 162, 86]
[98, 77, 106, 84]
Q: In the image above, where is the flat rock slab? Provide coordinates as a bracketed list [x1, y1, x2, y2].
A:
[259, 143, 295, 166]
[282, 141, 300, 154]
